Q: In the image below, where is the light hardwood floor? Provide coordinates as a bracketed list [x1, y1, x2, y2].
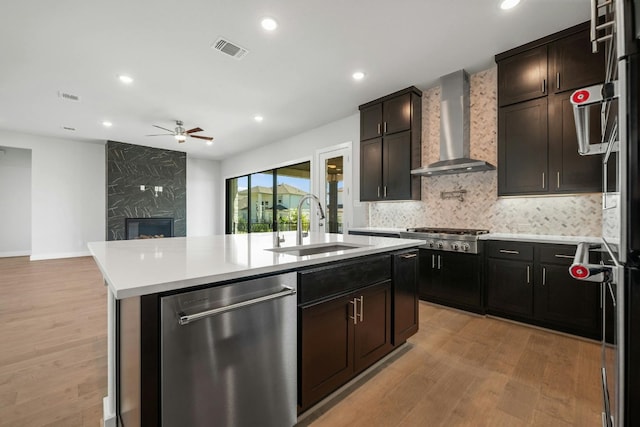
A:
[0, 256, 601, 426]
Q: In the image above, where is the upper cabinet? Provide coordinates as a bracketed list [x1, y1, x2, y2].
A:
[495, 22, 605, 196]
[359, 87, 421, 202]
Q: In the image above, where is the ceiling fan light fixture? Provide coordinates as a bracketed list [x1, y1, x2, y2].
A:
[175, 134, 187, 142]
[206, 140, 213, 146]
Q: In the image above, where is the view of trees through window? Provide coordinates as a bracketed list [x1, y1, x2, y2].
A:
[226, 162, 311, 234]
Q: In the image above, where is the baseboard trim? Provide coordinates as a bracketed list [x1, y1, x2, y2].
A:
[30, 251, 91, 261]
[0, 250, 31, 258]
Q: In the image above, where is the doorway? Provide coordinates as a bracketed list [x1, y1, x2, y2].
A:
[316, 143, 352, 235]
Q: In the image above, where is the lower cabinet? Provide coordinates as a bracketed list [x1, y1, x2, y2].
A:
[419, 249, 483, 313]
[299, 281, 392, 411]
[485, 241, 601, 339]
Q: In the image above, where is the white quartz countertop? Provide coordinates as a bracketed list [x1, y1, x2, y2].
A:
[348, 227, 405, 235]
[88, 232, 424, 299]
[480, 233, 602, 245]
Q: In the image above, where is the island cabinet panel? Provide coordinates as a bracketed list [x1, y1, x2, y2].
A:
[359, 86, 421, 201]
[298, 251, 417, 412]
[392, 250, 419, 344]
[299, 293, 355, 410]
[485, 241, 601, 339]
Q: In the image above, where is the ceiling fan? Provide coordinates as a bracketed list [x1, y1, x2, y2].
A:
[147, 120, 213, 143]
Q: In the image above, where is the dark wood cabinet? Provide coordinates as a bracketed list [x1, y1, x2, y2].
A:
[496, 22, 605, 196]
[359, 87, 421, 202]
[299, 293, 355, 409]
[550, 29, 605, 94]
[498, 45, 548, 106]
[360, 138, 383, 200]
[299, 281, 392, 410]
[485, 241, 601, 339]
[548, 90, 603, 192]
[419, 249, 483, 313]
[392, 250, 419, 344]
[498, 97, 549, 195]
[360, 103, 382, 141]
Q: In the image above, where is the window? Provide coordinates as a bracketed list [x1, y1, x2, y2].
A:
[226, 161, 310, 234]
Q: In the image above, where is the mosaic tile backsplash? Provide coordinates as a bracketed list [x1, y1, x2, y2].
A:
[369, 67, 603, 237]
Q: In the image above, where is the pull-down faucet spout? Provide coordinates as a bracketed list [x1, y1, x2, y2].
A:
[297, 194, 325, 245]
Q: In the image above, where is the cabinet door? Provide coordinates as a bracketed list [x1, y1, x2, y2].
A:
[383, 131, 412, 200]
[498, 97, 549, 195]
[550, 29, 605, 94]
[299, 294, 354, 410]
[360, 103, 383, 141]
[498, 45, 548, 106]
[486, 258, 533, 318]
[383, 93, 411, 135]
[418, 249, 441, 300]
[360, 138, 383, 201]
[535, 263, 600, 338]
[548, 91, 602, 193]
[353, 281, 393, 373]
[440, 252, 482, 309]
[393, 251, 419, 345]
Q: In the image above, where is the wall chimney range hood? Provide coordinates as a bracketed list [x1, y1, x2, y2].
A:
[411, 70, 495, 176]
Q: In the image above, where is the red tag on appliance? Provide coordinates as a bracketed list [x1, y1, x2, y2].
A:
[571, 90, 590, 104]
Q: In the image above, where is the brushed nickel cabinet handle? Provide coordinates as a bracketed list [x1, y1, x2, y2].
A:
[499, 249, 520, 255]
[377, 186, 380, 198]
[358, 296, 364, 322]
[542, 172, 545, 189]
[527, 265, 530, 284]
[384, 122, 387, 133]
[542, 79, 546, 94]
[556, 73, 560, 90]
[557, 171, 560, 189]
[438, 255, 442, 270]
[432, 254, 435, 269]
[384, 186, 387, 197]
[554, 254, 574, 259]
[350, 298, 357, 325]
[542, 267, 546, 285]
[401, 253, 417, 259]
[377, 123, 381, 135]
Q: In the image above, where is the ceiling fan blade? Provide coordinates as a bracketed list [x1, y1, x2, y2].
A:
[185, 127, 203, 134]
[146, 133, 174, 136]
[152, 125, 175, 133]
[190, 135, 214, 141]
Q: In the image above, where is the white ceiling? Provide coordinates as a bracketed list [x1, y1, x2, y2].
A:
[0, 0, 590, 160]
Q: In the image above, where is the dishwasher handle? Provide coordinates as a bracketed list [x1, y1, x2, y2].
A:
[178, 286, 296, 325]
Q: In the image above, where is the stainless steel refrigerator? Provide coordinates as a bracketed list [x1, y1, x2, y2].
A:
[569, 1, 640, 425]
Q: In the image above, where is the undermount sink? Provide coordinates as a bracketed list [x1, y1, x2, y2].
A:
[266, 242, 370, 257]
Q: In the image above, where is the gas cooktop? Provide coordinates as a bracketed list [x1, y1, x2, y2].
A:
[399, 228, 490, 253]
[406, 228, 489, 236]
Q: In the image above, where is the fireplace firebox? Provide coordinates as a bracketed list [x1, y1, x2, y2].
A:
[125, 218, 174, 240]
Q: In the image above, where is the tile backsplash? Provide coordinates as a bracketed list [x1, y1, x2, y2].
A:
[368, 67, 603, 237]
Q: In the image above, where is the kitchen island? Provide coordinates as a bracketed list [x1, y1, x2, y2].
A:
[89, 232, 424, 427]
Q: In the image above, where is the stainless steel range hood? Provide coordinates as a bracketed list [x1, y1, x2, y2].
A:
[411, 70, 495, 176]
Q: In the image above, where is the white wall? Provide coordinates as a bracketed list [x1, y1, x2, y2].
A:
[186, 156, 221, 236]
[219, 113, 367, 232]
[0, 146, 32, 256]
[0, 129, 105, 260]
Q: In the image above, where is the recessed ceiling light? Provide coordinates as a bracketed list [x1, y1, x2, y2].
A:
[500, 0, 521, 10]
[102, 121, 113, 127]
[254, 115, 264, 122]
[118, 74, 134, 84]
[352, 71, 365, 81]
[261, 17, 278, 31]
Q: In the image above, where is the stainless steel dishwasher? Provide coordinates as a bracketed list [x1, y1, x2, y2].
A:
[160, 272, 297, 427]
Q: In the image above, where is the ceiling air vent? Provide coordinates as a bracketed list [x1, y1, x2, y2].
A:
[58, 91, 81, 102]
[212, 37, 248, 60]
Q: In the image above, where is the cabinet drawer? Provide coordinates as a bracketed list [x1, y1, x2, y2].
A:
[486, 241, 534, 261]
[298, 255, 392, 304]
[539, 243, 601, 265]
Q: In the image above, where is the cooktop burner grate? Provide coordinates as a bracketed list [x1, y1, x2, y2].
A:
[406, 228, 489, 235]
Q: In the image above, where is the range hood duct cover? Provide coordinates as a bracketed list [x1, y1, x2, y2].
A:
[411, 69, 495, 176]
